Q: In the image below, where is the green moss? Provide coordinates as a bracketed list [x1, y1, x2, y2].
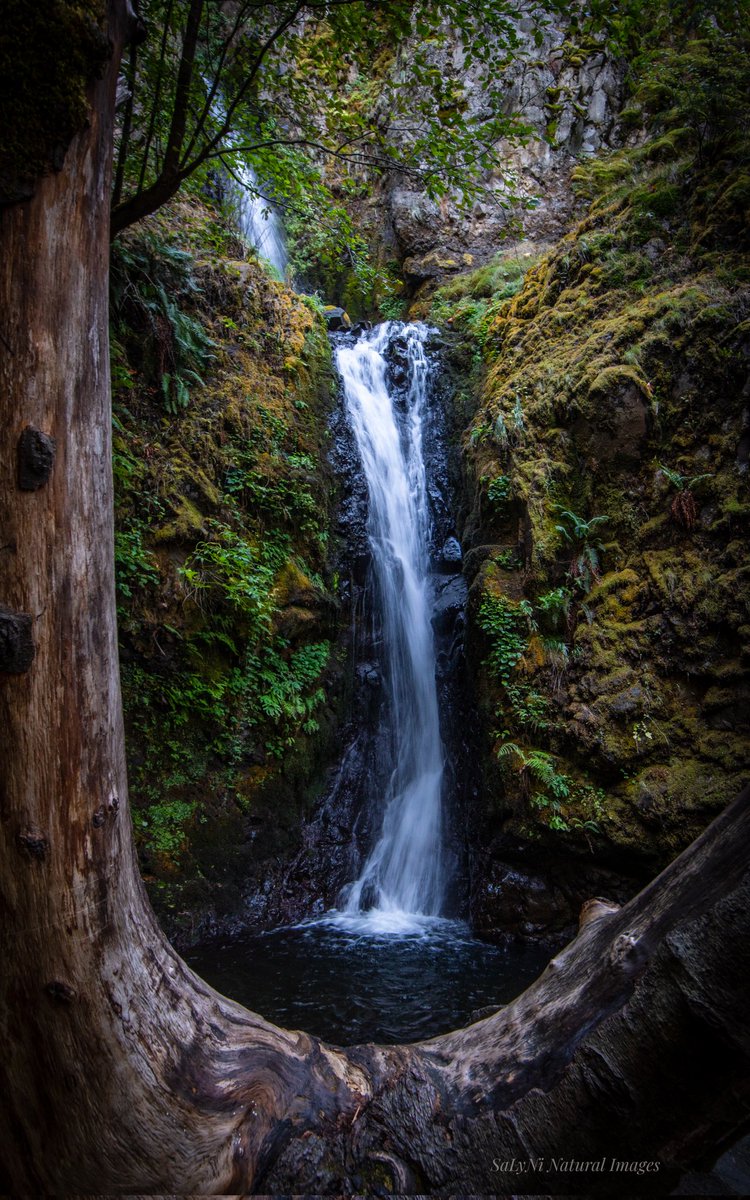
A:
[112, 199, 342, 901]
[428, 250, 539, 343]
[449, 26, 750, 868]
[0, 1, 110, 202]
[587, 364, 650, 400]
[154, 496, 206, 543]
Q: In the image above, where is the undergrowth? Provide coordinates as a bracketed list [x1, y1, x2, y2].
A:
[111, 199, 339, 876]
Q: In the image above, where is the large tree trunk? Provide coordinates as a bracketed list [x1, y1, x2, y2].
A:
[1, 4, 749, 1193]
[0, 3, 366, 1192]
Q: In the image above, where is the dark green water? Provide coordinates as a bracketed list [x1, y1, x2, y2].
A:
[186, 916, 553, 1046]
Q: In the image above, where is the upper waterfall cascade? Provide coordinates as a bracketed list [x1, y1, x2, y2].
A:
[206, 85, 288, 276]
[232, 163, 288, 278]
[334, 322, 446, 929]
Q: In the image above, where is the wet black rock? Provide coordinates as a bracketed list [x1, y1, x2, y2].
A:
[357, 662, 382, 688]
[324, 306, 352, 331]
[438, 536, 463, 572]
[432, 575, 468, 635]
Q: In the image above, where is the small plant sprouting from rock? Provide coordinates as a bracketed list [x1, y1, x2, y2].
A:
[484, 473, 511, 515]
[658, 464, 713, 531]
[554, 509, 610, 593]
[536, 586, 572, 629]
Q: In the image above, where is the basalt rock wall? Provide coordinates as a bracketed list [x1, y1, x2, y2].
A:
[418, 27, 750, 938]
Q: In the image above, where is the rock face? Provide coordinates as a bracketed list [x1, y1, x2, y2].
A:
[376, 13, 625, 291]
[111, 200, 352, 948]
[424, 43, 750, 937]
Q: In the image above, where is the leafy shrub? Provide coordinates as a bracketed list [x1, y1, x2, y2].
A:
[485, 473, 511, 511]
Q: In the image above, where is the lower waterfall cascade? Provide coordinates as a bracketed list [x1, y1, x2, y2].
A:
[335, 322, 447, 926]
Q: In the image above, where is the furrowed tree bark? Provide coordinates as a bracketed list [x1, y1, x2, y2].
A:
[0, 2, 366, 1191]
[1, 3, 749, 1194]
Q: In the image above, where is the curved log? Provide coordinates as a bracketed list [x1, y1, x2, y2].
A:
[1, 4, 748, 1193]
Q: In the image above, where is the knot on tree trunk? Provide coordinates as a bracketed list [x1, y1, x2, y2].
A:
[18, 830, 48, 860]
[0, 603, 34, 673]
[17, 425, 56, 490]
[578, 897, 621, 932]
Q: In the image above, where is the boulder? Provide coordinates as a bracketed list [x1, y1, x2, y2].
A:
[438, 536, 463, 572]
[432, 575, 468, 634]
[323, 305, 352, 331]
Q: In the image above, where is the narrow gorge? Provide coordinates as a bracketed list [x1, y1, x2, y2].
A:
[1, 0, 749, 1192]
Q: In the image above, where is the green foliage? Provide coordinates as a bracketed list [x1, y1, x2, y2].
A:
[137, 799, 197, 859]
[658, 464, 713, 492]
[554, 509, 609, 593]
[378, 293, 408, 322]
[110, 228, 215, 412]
[503, 684, 550, 732]
[181, 526, 278, 637]
[225, 454, 321, 537]
[496, 741, 605, 835]
[111, 220, 338, 879]
[282, 170, 383, 306]
[478, 594, 531, 684]
[536, 586, 572, 630]
[494, 548, 521, 571]
[485, 473, 511, 512]
[115, 524, 160, 600]
[430, 254, 534, 341]
[245, 641, 331, 758]
[478, 593, 549, 731]
[633, 27, 750, 162]
[573, 9, 750, 252]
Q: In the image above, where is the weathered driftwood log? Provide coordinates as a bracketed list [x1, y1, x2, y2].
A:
[1, 3, 748, 1194]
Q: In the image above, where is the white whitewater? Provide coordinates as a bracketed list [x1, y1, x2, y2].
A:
[231, 162, 288, 278]
[206, 84, 288, 277]
[334, 323, 445, 931]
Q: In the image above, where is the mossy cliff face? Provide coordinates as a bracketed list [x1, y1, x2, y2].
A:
[427, 30, 750, 935]
[111, 200, 342, 945]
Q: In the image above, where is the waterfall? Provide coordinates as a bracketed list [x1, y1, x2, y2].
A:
[205, 84, 288, 277]
[230, 163, 288, 278]
[335, 323, 446, 925]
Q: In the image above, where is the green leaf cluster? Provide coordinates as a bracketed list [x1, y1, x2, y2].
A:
[485, 473, 511, 511]
[554, 509, 609, 594]
[477, 593, 530, 685]
[111, 227, 215, 413]
[496, 742, 605, 835]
